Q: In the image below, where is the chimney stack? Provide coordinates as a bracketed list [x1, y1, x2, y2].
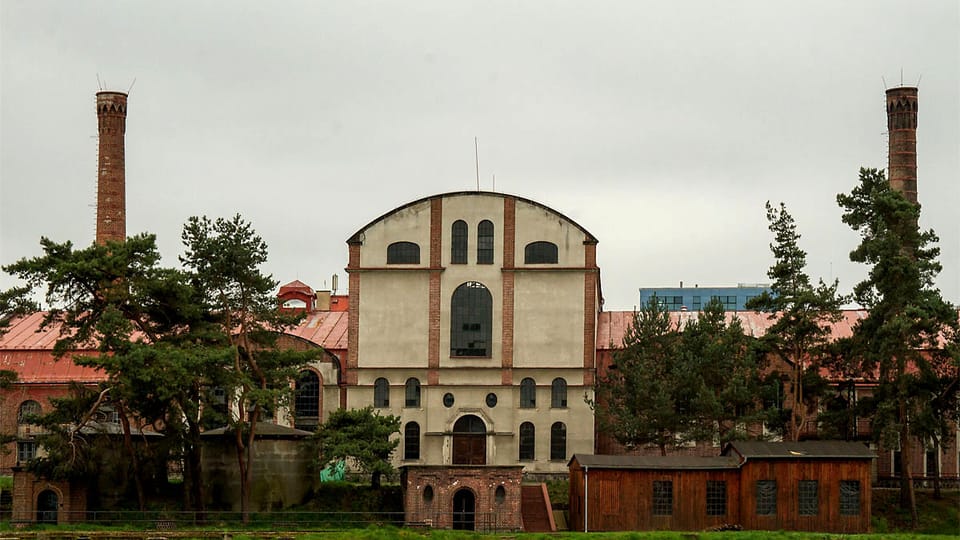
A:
[885, 87, 918, 204]
[96, 91, 128, 245]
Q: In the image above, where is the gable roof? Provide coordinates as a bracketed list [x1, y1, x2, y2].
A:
[724, 440, 875, 460]
[570, 454, 739, 470]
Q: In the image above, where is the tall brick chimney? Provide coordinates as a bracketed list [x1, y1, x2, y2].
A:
[96, 91, 128, 245]
[885, 86, 918, 204]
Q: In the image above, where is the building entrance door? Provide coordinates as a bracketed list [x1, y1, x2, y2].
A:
[37, 490, 58, 524]
[452, 488, 475, 530]
[452, 415, 486, 465]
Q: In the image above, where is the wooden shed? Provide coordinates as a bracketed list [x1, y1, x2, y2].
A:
[568, 454, 741, 532]
[724, 440, 874, 534]
[569, 441, 874, 533]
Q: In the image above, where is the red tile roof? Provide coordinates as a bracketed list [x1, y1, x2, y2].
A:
[286, 310, 348, 351]
[279, 280, 314, 296]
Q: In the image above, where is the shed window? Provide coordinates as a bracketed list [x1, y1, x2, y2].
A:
[706, 480, 726, 516]
[840, 480, 860, 516]
[524, 241, 558, 264]
[519, 422, 535, 461]
[374, 377, 390, 407]
[451, 220, 468, 264]
[387, 241, 420, 264]
[551, 378, 567, 408]
[18, 400, 41, 424]
[756, 480, 777, 516]
[653, 480, 673, 516]
[450, 281, 492, 357]
[520, 378, 536, 408]
[404, 422, 420, 460]
[477, 220, 494, 264]
[550, 422, 566, 460]
[405, 378, 421, 407]
[799, 480, 818, 516]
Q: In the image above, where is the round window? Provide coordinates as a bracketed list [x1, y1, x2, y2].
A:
[423, 485, 434, 503]
[485, 393, 498, 408]
[495, 485, 506, 504]
[443, 393, 455, 407]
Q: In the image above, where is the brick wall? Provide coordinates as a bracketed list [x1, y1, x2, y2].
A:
[402, 465, 523, 531]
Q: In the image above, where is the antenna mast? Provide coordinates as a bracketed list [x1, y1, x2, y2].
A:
[474, 137, 480, 191]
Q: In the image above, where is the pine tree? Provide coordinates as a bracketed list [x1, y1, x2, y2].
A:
[312, 406, 400, 488]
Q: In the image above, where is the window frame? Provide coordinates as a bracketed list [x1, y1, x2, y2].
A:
[404, 421, 421, 460]
[798, 480, 818, 516]
[386, 241, 420, 264]
[652, 480, 673, 516]
[477, 220, 494, 264]
[839, 480, 860, 516]
[374, 377, 390, 408]
[524, 241, 558, 264]
[450, 281, 493, 357]
[294, 370, 320, 420]
[18, 400, 41, 424]
[519, 422, 535, 461]
[520, 378, 536, 408]
[755, 480, 777, 516]
[405, 378, 421, 408]
[551, 378, 567, 408]
[550, 422, 566, 461]
[451, 220, 468, 264]
[17, 440, 37, 463]
[706, 480, 727, 516]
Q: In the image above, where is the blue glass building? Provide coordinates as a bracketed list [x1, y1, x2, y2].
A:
[638, 284, 773, 312]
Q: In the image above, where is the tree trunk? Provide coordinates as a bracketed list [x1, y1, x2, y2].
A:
[898, 408, 919, 527]
[932, 441, 942, 500]
[118, 402, 146, 511]
[187, 420, 206, 520]
[234, 420, 250, 524]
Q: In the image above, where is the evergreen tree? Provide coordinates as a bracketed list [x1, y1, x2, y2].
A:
[837, 168, 959, 524]
[312, 406, 400, 488]
[746, 201, 846, 441]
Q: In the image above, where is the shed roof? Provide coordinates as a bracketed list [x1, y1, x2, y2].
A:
[570, 454, 739, 470]
[724, 440, 875, 460]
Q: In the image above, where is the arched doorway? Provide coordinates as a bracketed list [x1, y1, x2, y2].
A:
[452, 488, 476, 530]
[36, 489, 58, 524]
[452, 415, 486, 465]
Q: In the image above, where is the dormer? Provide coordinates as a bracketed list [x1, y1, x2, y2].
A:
[278, 280, 315, 313]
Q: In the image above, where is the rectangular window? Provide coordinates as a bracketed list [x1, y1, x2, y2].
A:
[706, 480, 727, 516]
[798, 480, 818, 516]
[652, 480, 673, 516]
[756, 480, 777, 516]
[17, 440, 36, 462]
[692, 295, 701, 309]
[840, 480, 860, 516]
[926, 448, 938, 477]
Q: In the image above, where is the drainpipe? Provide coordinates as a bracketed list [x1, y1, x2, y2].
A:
[583, 466, 589, 532]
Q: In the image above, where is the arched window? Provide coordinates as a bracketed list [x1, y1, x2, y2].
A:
[451, 220, 468, 264]
[524, 241, 558, 264]
[477, 220, 494, 264]
[451, 281, 492, 357]
[404, 422, 420, 460]
[374, 377, 390, 407]
[520, 378, 536, 408]
[18, 400, 41, 424]
[405, 378, 421, 407]
[550, 422, 567, 460]
[295, 370, 320, 420]
[387, 241, 420, 264]
[453, 414, 486, 465]
[551, 378, 567, 408]
[519, 422, 535, 460]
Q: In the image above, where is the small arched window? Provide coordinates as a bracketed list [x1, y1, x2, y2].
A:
[520, 378, 536, 408]
[295, 370, 320, 419]
[374, 377, 390, 407]
[519, 422, 535, 460]
[451, 281, 492, 357]
[405, 378, 421, 407]
[477, 220, 494, 264]
[387, 241, 420, 264]
[524, 241, 558, 264]
[550, 422, 567, 460]
[404, 421, 421, 460]
[18, 400, 41, 424]
[451, 220, 468, 264]
[551, 378, 567, 408]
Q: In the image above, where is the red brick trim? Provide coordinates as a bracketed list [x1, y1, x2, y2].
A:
[346, 243, 361, 388]
[428, 199, 442, 384]
[582, 243, 597, 386]
[501, 197, 516, 384]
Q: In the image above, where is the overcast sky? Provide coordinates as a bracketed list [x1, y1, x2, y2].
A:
[1, 1, 957, 310]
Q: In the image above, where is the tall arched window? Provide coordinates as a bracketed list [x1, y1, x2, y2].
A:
[451, 281, 492, 357]
[524, 241, 558, 264]
[451, 220, 468, 264]
[404, 421, 421, 460]
[551, 378, 567, 408]
[453, 414, 486, 465]
[405, 378, 421, 407]
[374, 377, 390, 407]
[387, 241, 420, 264]
[519, 422, 535, 460]
[477, 220, 494, 264]
[520, 378, 536, 408]
[18, 400, 41, 424]
[550, 422, 567, 460]
[295, 370, 320, 421]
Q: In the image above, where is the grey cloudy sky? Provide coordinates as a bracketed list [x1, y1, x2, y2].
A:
[1, 1, 957, 310]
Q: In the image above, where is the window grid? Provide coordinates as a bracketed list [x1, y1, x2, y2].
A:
[404, 422, 420, 460]
[652, 481, 673, 516]
[387, 241, 420, 264]
[798, 480, 818, 516]
[17, 441, 36, 463]
[706, 480, 727, 516]
[551, 378, 567, 408]
[451, 281, 492, 357]
[477, 220, 494, 264]
[519, 422, 535, 461]
[294, 371, 320, 420]
[405, 378, 421, 407]
[756, 480, 777, 516]
[524, 241, 558, 264]
[840, 481, 860, 516]
[550, 422, 566, 460]
[18, 400, 41, 424]
[654, 295, 684, 310]
[520, 378, 536, 408]
[451, 220, 468, 264]
[374, 378, 390, 408]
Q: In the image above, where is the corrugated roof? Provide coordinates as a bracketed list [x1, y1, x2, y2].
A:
[0, 312, 76, 350]
[570, 453, 739, 470]
[0, 350, 106, 383]
[724, 440, 875, 460]
[286, 310, 348, 351]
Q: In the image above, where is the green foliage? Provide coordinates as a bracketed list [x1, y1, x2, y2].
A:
[312, 406, 400, 488]
[746, 201, 846, 441]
